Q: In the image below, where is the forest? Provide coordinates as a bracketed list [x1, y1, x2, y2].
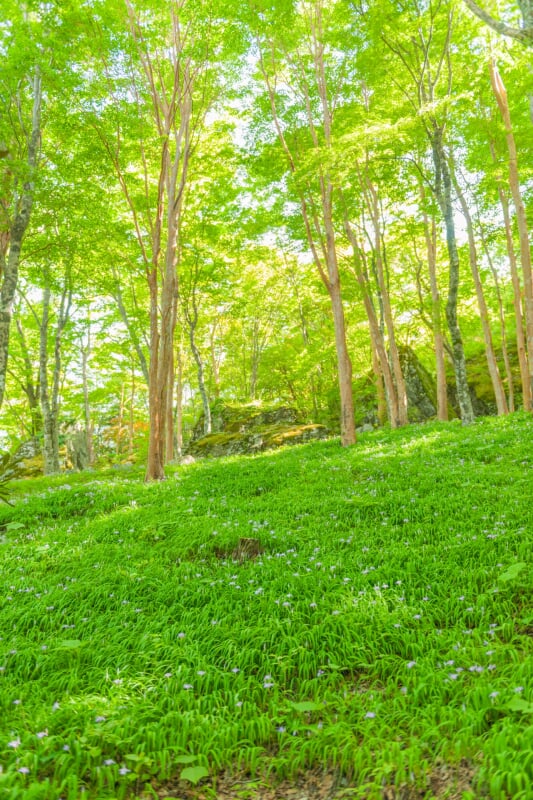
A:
[1, 3, 533, 799]
[2, 0, 533, 479]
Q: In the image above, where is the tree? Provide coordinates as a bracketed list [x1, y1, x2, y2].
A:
[252, 0, 357, 445]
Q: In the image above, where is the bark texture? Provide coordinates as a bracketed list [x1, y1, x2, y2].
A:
[490, 61, 533, 407]
[431, 128, 475, 424]
[0, 67, 42, 409]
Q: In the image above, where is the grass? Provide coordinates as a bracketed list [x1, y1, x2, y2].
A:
[0, 413, 532, 799]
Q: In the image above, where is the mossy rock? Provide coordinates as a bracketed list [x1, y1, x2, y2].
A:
[188, 421, 329, 458]
[190, 402, 301, 443]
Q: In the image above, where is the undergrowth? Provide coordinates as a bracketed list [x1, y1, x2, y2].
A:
[0, 414, 532, 799]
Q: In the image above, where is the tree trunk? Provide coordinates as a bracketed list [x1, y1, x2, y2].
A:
[430, 127, 475, 424]
[0, 67, 42, 409]
[489, 140, 529, 409]
[490, 61, 533, 407]
[478, 222, 516, 412]
[81, 335, 94, 465]
[451, 166, 508, 414]
[258, 16, 356, 446]
[15, 317, 42, 437]
[419, 183, 448, 420]
[344, 214, 399, 428]
[187, 312, 211, 436]
[372, 344, 388, 426]
[210, 321, 221, 398]
[39, 287, 60, 475]
[145, 270, 165, 480]
[128, 363, 135, 458]
[365, 178, 408, 426]
[174, 344, 184, 457]
[117, 382, 125, 455]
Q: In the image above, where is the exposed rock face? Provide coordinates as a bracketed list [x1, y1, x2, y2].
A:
[399, 347, 438, 422]
[187, 403, 329, 458]
[399, 346, 495, 421]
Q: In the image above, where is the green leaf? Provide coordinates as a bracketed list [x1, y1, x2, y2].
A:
[5, 521, 24, 530]
[499, 562, 527, 583]
[59, 639, 82, 649]
[174, 755, 199, 765]
[290, 701, 322, 712]
[505, 697, 533, 714]
[180, 765, 209, 784]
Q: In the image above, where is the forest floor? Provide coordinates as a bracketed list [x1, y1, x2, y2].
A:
[0, 414, 532, 800]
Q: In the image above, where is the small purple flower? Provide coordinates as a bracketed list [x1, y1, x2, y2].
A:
[406, 661, 416, 669]
[36, 730, 48, 739]
[95, 716, 106, 723]
[177, 632, 186, 639]
[365, 712, 376, 719]
[183, 683, 193, 690]
[119, 767, 131, 775]
[103, 759, 116, 766]
[514, 686, 524, 693]
[18, 767, 30, 774]
[8, 739, 21, 749]
[63, 744, 70, 751]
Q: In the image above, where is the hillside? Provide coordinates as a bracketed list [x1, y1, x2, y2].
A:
[0, 415, 532, 800]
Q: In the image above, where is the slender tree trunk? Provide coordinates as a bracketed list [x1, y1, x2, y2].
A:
[419, 184, 448, 420]
[322, 182, 356, 445]
[187, 310, 211, 435]
[344, 214, 399, 427]
[489, 140, 530, 409]
[431, 127, 475, 424]
[15, 317, 42, 437]
[81, 336, 94, 465]
[174, 344, 183, 457]
[145, 270, 165, 480]
[452, 167, 508, 414]
[210, 321, 221, 398]
[365, 178, 408, 425]
[164, 295, 178, 464]
[490, 61, 533, 407]
[117, 383, 126, 455]
[478, 222, 516, 412]
[128, 363, 135, 458]
[259, 18, 356, 446]
[0, 67, 42, 409]
[371, 344, 388, 426]
[39, 288, 60, 474]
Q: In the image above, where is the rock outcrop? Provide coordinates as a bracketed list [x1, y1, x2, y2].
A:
[187, 403, 329, 458]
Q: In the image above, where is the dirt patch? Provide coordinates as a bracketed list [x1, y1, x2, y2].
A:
[147, 760, 478, 800]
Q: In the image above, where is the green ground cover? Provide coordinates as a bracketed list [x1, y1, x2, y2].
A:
[0, 415, 532, 799]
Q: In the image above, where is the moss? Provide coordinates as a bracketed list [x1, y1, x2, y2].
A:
[192, 432, 240, 448]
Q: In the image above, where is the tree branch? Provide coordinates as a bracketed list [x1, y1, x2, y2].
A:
[462, 0, 533, 44]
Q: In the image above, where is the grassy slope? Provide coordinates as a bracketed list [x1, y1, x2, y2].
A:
[0, 415, 532, 800]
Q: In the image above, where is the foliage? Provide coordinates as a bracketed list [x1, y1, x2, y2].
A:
[0, 416, 531, 798]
